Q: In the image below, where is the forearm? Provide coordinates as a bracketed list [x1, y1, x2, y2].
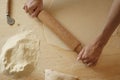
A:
[95, 0, 120, 47]
[77, 0, 120, 66]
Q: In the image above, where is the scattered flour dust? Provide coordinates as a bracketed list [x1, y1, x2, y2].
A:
[0, 31, 41, 77]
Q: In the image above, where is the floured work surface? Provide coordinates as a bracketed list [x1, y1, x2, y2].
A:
[0, 0, 120, 80]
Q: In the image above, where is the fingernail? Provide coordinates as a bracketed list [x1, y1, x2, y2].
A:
[32, 15, 35, 18]
[77, 57, 80, 61]
[87, 63, 92, 67]
[31, 15, 34, 17]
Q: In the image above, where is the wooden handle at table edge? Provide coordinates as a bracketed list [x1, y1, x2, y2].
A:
[38, 10, 83, 53]
[6, 0, 10, 16]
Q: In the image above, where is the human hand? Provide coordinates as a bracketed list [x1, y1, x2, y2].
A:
[77, 42, 104, 67]
[23, 0, 43, 17]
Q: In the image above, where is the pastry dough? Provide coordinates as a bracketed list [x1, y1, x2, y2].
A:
[45, 69, 79, 80]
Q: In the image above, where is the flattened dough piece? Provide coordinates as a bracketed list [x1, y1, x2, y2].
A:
[45, 69, 79, 80]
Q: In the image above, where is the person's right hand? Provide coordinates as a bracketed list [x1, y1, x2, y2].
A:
[23, 0, 43, 17]
[77, 42, 103, 67]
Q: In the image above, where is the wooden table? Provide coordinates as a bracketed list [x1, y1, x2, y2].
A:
[0, 0, 120, 80]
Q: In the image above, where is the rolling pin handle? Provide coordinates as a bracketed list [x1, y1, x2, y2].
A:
[6, 0, 10, 16]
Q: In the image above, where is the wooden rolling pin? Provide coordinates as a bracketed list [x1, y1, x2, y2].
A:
[38, 10, 82, 53]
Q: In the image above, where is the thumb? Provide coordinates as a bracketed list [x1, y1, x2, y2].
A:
[77, 48, 84, 61]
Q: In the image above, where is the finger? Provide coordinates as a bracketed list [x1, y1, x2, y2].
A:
[23, 5, 25, 9]
[81, 56, 88, 60]
[92, 61, 97, 66]
[87, 62, 97, 67]
[82, 57, 93, 65]
[82, 56, 95, 66]
[87, 62, 93, 67]
[23, 3, 26, 9]
[81, 52, 88, 60]
[31, 7, 41, 17]
[87, 58, 98, 67]
[24, 5, 29, 13]
[77, 48, 84, 60]
[82, 59, 90, 64]
[28, 5, 37, 15]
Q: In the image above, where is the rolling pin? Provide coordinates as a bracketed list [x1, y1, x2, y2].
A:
[38, 10, 82, 53]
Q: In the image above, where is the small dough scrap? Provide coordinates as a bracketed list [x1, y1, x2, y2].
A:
[45, 69, 79, 80]
[0, 31, 41, 77]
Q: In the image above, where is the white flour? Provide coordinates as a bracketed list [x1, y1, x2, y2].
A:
[0, 31, 41, 77]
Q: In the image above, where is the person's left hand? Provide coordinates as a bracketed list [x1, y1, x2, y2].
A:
[77, 42, 103, 67]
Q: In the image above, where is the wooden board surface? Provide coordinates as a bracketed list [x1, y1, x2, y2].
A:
[0, 0, 120, 80]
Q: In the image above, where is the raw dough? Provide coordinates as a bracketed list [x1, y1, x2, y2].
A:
[0, 31, 41, 77]
[45, 69, 79, 80]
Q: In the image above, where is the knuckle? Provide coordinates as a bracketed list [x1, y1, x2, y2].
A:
[28, 6, 33, 10]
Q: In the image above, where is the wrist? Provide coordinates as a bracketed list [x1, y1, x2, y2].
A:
[92, 35, 107, 49]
